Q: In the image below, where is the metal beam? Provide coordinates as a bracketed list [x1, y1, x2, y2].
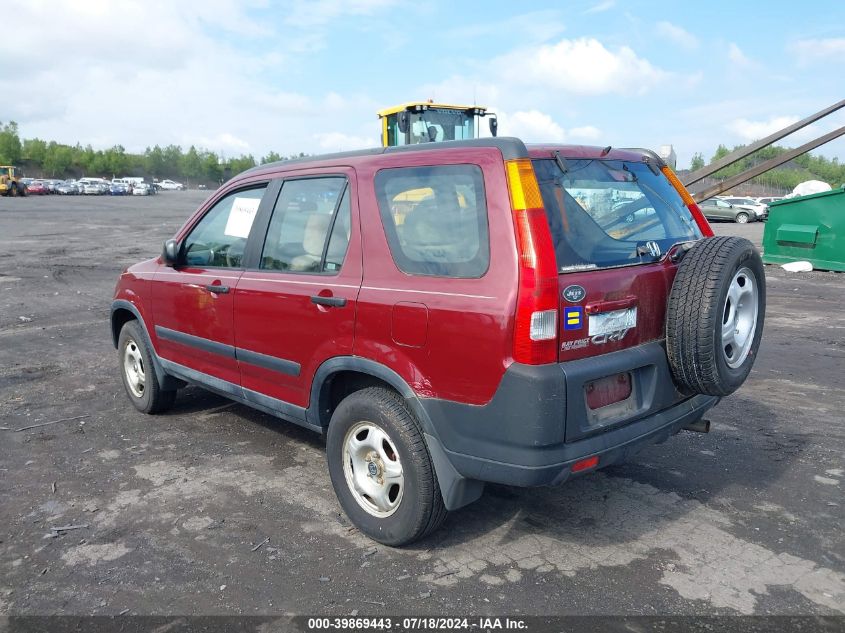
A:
[682, 99, 845, 186]
[690, 125, 845, 202]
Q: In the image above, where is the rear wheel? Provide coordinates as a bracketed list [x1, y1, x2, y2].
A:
[735, 212, 749, 224]
[118, 321, 176, 414]
[666, 236, 765, 396]
[326, 387, 447, 546]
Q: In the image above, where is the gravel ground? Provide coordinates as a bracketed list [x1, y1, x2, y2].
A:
[0, 192, 843, 617]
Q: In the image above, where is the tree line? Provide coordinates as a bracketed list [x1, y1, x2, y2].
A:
[0, 121, 302, 184]
[688, 143, 844, 192]
[3, 118, 842, 190]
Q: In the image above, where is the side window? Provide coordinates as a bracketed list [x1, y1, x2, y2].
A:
[374, 164, 489, 278]
[260, 177, 349, 273]
[184, 186, 266, 268]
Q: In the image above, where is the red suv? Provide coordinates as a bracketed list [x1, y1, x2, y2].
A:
[112, 138, 765, 545]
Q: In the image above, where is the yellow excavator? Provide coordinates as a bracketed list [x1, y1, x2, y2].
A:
[378, 101, 498, 147]
[0, 165, 25, 196]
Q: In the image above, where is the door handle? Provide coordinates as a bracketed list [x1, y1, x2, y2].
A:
[311, 295, 346, 307]
[206, 284, 230, 294]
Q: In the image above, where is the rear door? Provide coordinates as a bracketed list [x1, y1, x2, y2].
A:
[533, 157, 703, 362]
[233, 170, 361, 409]
[152, 185, 269, 386]
[533, 156, 705, 440]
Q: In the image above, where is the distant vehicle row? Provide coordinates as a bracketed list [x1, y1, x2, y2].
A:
[18, 177, 186, 196]
[698, 195, 784, 223]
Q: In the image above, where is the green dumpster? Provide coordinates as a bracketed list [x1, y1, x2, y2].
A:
[762, 185, 845, 272]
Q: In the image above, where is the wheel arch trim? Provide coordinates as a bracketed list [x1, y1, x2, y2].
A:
[110, 300, 175, 390]
[308, 356, 484, 511]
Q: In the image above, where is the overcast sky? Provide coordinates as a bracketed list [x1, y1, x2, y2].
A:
[2, 0, 844, 168]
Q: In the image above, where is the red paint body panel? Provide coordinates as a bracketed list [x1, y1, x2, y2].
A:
[233, 169, 363, 407]
[391, 302, 429, 348]
[352, 149, 519, 405]
[558, 260, 679, 362]
[151, 267, 243, 385]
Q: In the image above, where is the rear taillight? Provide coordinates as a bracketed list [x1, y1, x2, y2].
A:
[660, 165, 714, 237]
[505, 159, 559, 365]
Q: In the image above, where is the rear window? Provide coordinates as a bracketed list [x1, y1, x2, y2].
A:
[532, 158, 702, 271]
[374, 164, 489, 278]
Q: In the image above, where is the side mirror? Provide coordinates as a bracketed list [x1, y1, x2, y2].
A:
[489, 115, 498, 137]
[162, 239, 181, 267]
[398, 111, 410, 134]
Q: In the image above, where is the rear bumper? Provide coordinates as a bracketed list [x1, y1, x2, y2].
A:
[427, 392, 716, 488]
[420, 342, 719, 490]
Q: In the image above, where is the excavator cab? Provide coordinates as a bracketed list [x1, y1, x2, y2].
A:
[378, 102, 498, 147]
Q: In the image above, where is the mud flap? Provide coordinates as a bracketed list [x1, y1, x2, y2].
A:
[424, 433, 485, 511]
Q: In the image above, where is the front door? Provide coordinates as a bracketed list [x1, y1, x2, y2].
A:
[152, 185, 269, 386]
[234, 171, 361, 409]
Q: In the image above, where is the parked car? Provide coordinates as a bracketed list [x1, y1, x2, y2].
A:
[111, 138, 766, 545]
[81, 183, 102, 195]
[25, 180, 49, 195]
[132, 183, 152, 196]
[56, 181, 79, 195]
[721, 197, 768, 220]
[109, 183, 130, 195]
[699, 198, 755, 223]
[755, 196, 784, 206]
[157, 179, 185, 191]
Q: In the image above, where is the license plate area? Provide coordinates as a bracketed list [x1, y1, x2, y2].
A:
[584, 371, 637, 425]
[588, 307, 637, 338]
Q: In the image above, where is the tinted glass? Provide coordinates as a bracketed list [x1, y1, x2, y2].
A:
[184, 186, 266, 268]
[261, 177, 348, 273]
[533, 159, 702, 271]
[374, 164, 489, 278]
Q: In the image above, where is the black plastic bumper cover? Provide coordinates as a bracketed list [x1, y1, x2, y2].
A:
[419, 343, 719, 493]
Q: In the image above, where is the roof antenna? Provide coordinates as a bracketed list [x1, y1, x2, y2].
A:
[600, 145, 612, 156]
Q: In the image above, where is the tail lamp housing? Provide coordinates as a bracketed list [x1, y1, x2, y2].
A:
[505, 159, 559, 365]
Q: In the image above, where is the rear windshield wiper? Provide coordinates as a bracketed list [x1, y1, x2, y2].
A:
[554, 151, 569, 175]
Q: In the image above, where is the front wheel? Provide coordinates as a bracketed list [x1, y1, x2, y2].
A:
[326, 387, 447, 546]
[118, 321, 176, 414]
[735, 212, 750, 224]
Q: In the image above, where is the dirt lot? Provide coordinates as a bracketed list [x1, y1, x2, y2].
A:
[0, 192, 843, 616]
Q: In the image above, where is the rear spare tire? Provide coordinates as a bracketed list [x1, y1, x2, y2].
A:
[666, 236, 765, 396]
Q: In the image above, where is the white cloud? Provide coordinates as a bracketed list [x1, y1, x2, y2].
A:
[727, 116, 800, 141]
[0, 0, 382, 157]
[314, 132, 378, 152]
[584, 0, 616, 14]
[789, 38, 845, 64]
[727, 43, 755, 68]
[500, 111, 566, 142]
[284, 0, 395, 27]
[497, 38, 668, 96]
[655, 21, 699, 51]
[495, 111, 601, 144]
[196, 133, 252, 155]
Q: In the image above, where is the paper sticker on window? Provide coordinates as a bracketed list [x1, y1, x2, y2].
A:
[224, 197, 261, 238]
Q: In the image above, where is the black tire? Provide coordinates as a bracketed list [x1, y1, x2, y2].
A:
[735, 211, 750, 224]
[326, 387, 447, 546]
[117, 321, 177, 414]
[18, 185, 26, 197]
[666, 236, 765, 396]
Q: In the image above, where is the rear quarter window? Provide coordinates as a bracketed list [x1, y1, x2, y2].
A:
[374, 164, 489, 278]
